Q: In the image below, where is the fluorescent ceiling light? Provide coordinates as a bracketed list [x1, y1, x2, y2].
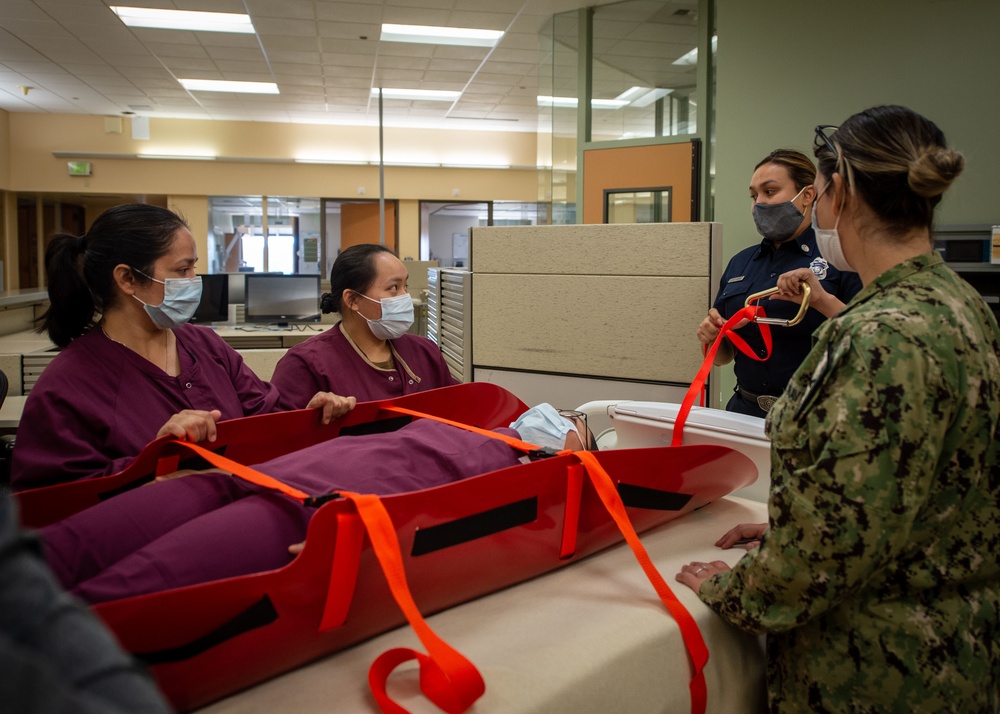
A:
[613, 86, 673, 107]
[372, 88, 461, 102]
[110, 7, 255, 33]
[673, 35, 718, 66]
[536, 96, 629, 109]
[138, 153, 216, 160]
[381, 23, 503, 47]
[180, 79, 279, 94]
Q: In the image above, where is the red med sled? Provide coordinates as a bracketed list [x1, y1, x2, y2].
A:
[14, 382, 757, 713]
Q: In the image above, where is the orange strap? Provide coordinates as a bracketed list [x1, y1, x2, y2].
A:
[575, 449, 709, 714]
[671, 305, 773, 447]
[382, 406, 710, 714]
[159, 440, 484, 714]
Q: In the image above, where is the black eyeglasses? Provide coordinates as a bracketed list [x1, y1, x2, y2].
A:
[814, 125, 839, 156]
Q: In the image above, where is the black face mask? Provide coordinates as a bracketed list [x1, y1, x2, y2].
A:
[752, 186, 807, 242]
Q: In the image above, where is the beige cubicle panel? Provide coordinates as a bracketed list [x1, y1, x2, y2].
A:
[470, 223, 721, 392]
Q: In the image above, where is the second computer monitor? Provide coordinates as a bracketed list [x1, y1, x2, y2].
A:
[244, 274, 321, 325]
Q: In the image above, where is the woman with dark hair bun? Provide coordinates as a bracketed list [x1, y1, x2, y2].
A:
[679, 106, 1000, 713]
[697, 148, 862, 417]
[270, 244, 458, 409]
[12, 204, 349, 491]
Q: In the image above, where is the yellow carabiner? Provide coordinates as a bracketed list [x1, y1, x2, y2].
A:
[744, 282, 812, 326]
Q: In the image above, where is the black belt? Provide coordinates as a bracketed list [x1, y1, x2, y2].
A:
[738, 386, 779, 412]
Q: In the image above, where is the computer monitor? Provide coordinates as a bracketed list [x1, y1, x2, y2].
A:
[244, 274, 321, 325]
[190, 274, 229, 324]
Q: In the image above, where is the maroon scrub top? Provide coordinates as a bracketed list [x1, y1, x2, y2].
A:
[12, 324, 280, 490]
[270, 322, 459, 410]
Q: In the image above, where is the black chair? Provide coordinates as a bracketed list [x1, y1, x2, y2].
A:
[0, 369, 10, 497]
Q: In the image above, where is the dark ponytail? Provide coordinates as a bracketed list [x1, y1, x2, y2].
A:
[39, 204, 188, 347]
[323, 244, 394, 313]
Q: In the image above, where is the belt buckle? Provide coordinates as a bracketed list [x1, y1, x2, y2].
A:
[756, 394, 777, 412]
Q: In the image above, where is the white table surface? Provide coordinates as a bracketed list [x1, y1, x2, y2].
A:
[197, 496, 769, 714]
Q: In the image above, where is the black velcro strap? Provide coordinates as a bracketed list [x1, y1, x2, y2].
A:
[411, 497, 537, 556]
[134, 595, 279, 666]
[617, 483, 692, 511]
[338, 415, 412, 437]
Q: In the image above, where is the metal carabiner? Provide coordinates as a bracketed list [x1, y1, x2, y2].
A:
[744, 282, 812, 326]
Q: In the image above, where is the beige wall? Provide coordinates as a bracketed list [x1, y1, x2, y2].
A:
[7, 113, 538, 201]
[0, 109, 10, 190]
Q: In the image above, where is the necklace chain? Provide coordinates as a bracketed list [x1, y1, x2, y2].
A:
[101, 322, 172, 374]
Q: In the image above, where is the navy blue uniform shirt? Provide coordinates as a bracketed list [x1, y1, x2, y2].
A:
[713, 227, 862, 414]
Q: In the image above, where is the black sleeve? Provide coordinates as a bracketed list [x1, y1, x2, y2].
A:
[0, 498, 173, 714]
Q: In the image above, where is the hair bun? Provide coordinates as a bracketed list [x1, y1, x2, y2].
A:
[319, 292, 337, 314]
[908, 146, 965, 199]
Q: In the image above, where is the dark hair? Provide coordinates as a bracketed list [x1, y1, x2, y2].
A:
[754, 149, 816, 191]
[814, 105, 964, 237]
[321, 244, 395, 313]
[40, 204, 188, 347]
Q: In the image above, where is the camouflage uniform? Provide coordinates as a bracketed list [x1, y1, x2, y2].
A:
[699, 253, 1000, 713]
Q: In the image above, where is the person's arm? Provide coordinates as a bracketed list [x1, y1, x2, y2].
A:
[696, 328, 945, 633]
[0, 499, 173, 714]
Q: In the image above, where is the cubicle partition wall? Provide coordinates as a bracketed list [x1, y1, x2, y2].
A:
[467, 223, 724, 420]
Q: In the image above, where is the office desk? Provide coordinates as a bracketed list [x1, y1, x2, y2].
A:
[0, 396, 27, 430]
[198, 496, 768, 714]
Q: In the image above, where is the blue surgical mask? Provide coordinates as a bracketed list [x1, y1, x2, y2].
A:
[510, 403, 581, 451]
[132, 269, 203, 329]
[752, 185, 807, 242]
[357, 292, 414, 340]
[811, 188, 855, 272]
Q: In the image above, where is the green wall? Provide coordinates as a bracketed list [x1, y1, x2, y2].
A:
[710, 0, 999, 403]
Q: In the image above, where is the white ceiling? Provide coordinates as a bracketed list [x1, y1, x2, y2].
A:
[0, 0, 702, 133]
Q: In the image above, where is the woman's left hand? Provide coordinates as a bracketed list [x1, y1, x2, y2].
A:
[306, 391, 357, 424]
[676, 560, 731, 592]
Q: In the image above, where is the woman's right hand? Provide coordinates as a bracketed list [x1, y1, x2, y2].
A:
[696, 308, 726, 345]
[715, 522, 767, 550]
[156, 409, 223, 443]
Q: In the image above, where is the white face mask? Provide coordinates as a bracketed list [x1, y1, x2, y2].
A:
[811, 187, 856, 273]
[132, 270, 203, 329]
[357, 292, 414, 340]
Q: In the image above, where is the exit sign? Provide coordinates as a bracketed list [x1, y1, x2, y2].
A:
[67, 161, 92, 176]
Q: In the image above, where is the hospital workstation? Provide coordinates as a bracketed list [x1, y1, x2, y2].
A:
[1, 1, 999, 713]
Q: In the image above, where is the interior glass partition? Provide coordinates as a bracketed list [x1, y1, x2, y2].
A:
[540, 0, 713, 224]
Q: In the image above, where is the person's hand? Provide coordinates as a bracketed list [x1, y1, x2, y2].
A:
[156, 409, 223, 442]
[676, 560, 731, 592]
[715, 522, 767, 550]
[306, 392, 357, 424]
[153, 468, 232, 483]
[288, 541, 305, 555]
[696, 308, 726, 345]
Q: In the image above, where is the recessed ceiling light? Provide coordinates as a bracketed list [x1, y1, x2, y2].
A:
[180, 79, 278, 94]
[380, 23, 503, 47]
[372, 88, 461, 101]
[673, 35, 717, 66]
[110, 7, 255, 34]
[536, 96, 629, 109]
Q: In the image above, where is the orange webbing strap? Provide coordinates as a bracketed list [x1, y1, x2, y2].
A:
[382, 406, 549, 454]
[379, 406, 710, 714]
[574, 449, 709, 714]
[158, 440, 486, 714]
[672, 305, 773, 447]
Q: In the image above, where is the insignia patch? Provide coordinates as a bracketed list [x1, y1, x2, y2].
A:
[809, 257, 829, 280]
[727, 276, 745, 283]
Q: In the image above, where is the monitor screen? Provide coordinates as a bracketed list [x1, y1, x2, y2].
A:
[244, 274, 321, 324]
[190, 274, 229, 324]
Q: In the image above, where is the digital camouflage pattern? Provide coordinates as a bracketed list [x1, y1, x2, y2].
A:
[699, 253, 1000, 713]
